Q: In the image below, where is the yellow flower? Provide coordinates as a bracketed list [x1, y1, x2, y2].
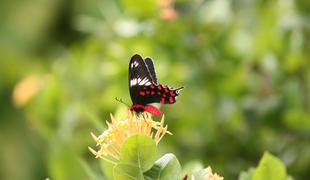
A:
[88, 111, 171, 164]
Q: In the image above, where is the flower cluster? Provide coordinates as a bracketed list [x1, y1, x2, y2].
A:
[89, 111, 171, 164]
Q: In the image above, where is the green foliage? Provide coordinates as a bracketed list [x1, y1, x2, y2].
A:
[144, 153, 182, 180]
[114, 163, 144, 180]
[119, 135, 157, 172]
[106, 135, 212, 179]
[101, 135, 157, 180]
[253, 152, 287, 180]
[238, 152, 288, 180]
[104, 139, 292, 179]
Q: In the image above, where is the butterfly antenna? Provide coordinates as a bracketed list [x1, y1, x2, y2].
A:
[115, 97, 130, 107]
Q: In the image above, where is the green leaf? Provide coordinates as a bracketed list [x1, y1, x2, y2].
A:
[114, 163, 144, 180]
[120, 135, 157, 172]
[253, 152, 287, 180]
[144, 153, 182, 180]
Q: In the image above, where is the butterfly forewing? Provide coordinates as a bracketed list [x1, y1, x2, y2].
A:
[129, 54, 154, 105]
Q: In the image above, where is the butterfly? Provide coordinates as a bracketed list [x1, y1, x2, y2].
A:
[128, 54, 184, 116]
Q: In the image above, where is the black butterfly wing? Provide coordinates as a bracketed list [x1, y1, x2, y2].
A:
[138, 84, 184, 105]
[129, 54, 154, 105]
[144, 57, 157, 84]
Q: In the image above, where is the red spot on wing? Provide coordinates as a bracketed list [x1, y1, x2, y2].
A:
[146, 91, 150, 94]
[143, 87, 147, 90]
[164, 88, 169, 93]
[157, 92, 161, 95]
[144, 105, 161, 116]
[170, 91, 175, 96]
[157, 85, 162, 90]
[139, 91, 145, 96]
[169, 97, 174, 103]
[160, 98, 165, 104]
[151, 91, 155, 95]
[150, 84, 155, 89]
[163, 94, 166, 97]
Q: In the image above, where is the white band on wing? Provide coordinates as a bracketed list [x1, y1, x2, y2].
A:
[130, 77, 151, 87]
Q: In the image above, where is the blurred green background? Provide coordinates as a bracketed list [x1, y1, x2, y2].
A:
[1, 0, 310, 179]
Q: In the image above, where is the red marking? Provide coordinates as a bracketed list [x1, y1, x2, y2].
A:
[169, 97, 174, 103]
[164, 88, 169, 93]
[139, 91, 146, 96]
[158, 85, 162, 90]
[150, 84, 155, 89]
[151, 91, 155, 95]
[129, 105, 145, 111]
[160, 98, 165, 104]
[157, 92, 161, 95]
[143, 87, 147, 90]
[146, 91, 150, 94]
[163, 94, 166, 97]
[170, 91, 175, 96]
[144, 105, 161, 116]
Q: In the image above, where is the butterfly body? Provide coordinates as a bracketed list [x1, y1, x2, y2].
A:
[129, 54, 183, 116]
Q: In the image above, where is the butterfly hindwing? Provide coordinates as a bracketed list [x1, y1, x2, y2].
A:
[144, 57, 157, 84]
[138, 84, 184, 105]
